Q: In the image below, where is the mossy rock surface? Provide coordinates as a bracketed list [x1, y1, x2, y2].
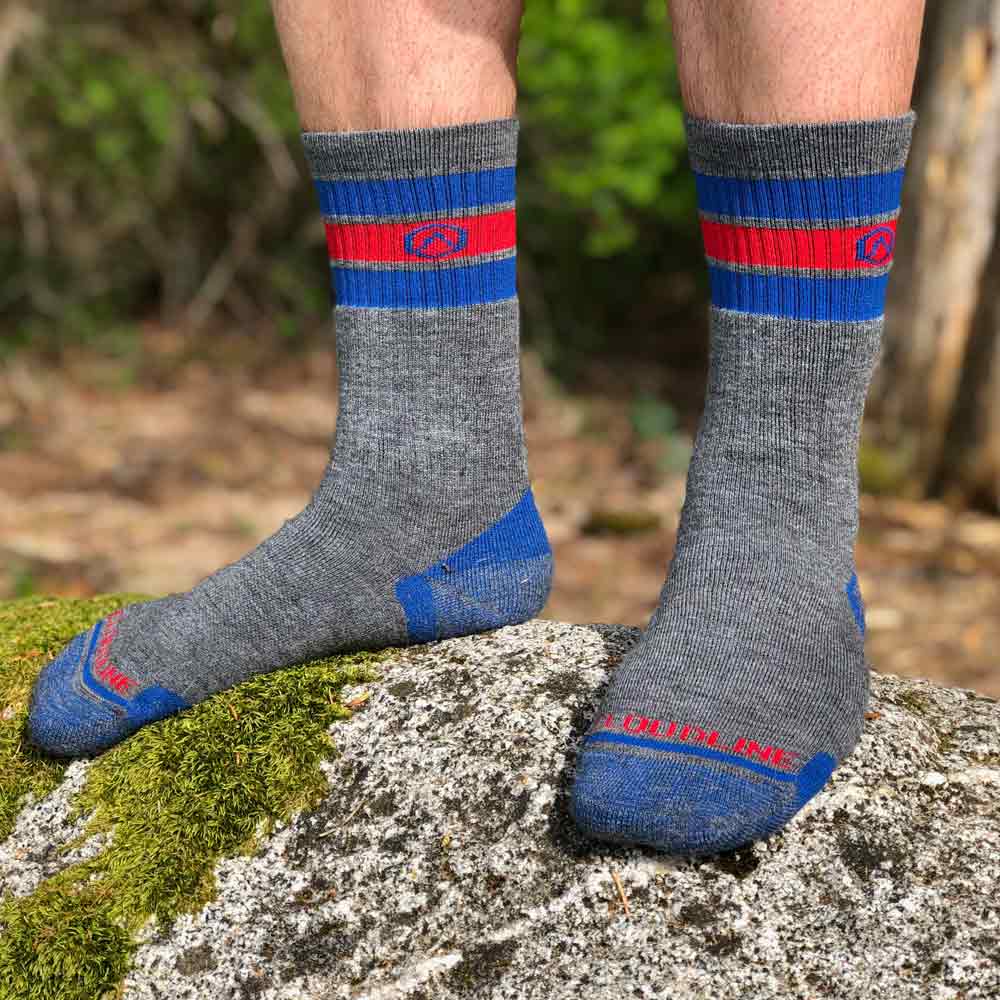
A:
[0, 596, 386, 1000]
[2, 603, 1000, 1000]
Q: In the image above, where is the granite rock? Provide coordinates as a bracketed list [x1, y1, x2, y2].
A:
[5, 621, 1000, 999]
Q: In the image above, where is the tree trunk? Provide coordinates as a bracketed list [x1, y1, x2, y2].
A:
[872, 0, 1000, 507]
[933, 224, 1000, 506]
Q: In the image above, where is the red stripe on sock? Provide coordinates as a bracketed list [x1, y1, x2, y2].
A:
[326, 211, 516, 264]
[701, 219, 897, 270]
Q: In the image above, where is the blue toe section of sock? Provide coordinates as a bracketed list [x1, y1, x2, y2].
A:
[28, 625, 189, 758]
[571, 741, 836, 856]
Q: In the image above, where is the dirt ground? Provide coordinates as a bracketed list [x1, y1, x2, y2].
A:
[2, 331, 998, 696]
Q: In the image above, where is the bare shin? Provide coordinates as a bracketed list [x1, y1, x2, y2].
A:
[667, 0, 925, 122]
[270, 0, 523, 132]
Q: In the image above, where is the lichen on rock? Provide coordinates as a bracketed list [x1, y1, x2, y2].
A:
[1, 603, 999, 1000]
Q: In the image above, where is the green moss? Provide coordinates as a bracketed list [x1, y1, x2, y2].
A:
[0, 595, 391, 1000]
[0, 879, 132, 1000]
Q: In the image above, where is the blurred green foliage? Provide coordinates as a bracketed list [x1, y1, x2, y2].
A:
[858, 441, 916, 497]
[1, 1, 699, 366]
[520, 0, 690, 255]
[630, 395, 693, 473]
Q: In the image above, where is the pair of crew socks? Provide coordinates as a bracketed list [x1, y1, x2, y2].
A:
[29, 112, 913, 858]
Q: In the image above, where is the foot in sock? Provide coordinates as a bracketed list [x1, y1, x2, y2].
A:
[29, 120, 552, 758]
[572, 114, 914, 855]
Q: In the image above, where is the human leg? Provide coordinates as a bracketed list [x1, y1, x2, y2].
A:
[572, 0, 925, 854]
[271, 0, 522, 131]
[29, 1, 550, 756]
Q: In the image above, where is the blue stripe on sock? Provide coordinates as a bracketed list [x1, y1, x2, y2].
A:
[79, 621, 131, 711]
[583, 730, 802, 784]
[708, 267, 889, 321]
[695, 170, 904, 222]
[316, 167, 516, 218]
[394, 576, 437, 642]
[332, 258, 517, 308]
[846, 572, 866, 636]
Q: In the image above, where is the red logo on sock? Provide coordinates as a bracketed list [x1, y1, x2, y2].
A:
[92, 610, 138, 697]
[600, 713, 800, 770]
[403, 223, 469, 260]
[856, 225, 896, 266]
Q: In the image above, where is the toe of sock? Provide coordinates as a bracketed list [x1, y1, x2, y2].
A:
[28, 632, 120, 757]
[27, 628, 189, 758]
[570, 745, 836, 856]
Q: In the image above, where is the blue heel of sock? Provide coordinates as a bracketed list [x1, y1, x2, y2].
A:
[394, 488, 553, 643]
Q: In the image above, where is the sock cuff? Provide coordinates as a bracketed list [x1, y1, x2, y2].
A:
[689, 114, 914, 322]
[685, 112, 915, 179]
[307, 120, 519, 310]
[302, 118, 518, 181]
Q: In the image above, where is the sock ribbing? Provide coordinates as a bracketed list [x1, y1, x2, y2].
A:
[687, 114, 913, 322]
[304, 121, 518, 310]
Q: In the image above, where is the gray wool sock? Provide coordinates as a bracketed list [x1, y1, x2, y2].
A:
[29, 118, 552, 757]
[572, 113, 915, 855]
